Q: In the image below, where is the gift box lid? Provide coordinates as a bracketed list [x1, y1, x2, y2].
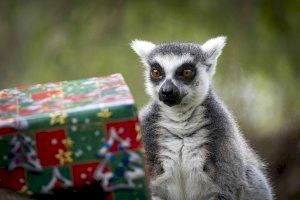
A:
[0, 73, 137, 131]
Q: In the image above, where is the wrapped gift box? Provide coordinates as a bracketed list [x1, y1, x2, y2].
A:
[0, 74, 149, 199]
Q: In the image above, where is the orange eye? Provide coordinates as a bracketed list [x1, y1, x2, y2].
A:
[151, 69, 161, 78]
[182, 69, 193, 78]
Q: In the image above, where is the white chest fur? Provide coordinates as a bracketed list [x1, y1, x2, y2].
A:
[152, 105, 218, 200]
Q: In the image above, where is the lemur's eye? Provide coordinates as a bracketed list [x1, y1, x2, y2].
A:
[182, 69, 193, 78]
[151, 69, 161, 78]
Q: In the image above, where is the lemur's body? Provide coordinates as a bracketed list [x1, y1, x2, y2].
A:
[131, 38, 272, 200]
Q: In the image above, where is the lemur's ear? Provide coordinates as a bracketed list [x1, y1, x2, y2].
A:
[201, 36, 226, 75]
[130, 40, 156, 60]
[202, 36, 226, 63]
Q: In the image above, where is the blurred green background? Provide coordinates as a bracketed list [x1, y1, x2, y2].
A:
[0, 0, 299, 199]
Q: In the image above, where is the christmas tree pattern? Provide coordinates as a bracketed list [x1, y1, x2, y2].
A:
[94, 127, 145, 192]
[0, 74, 148, 197]
[41, 167, 73, 194]
[8, 134, 42, 172]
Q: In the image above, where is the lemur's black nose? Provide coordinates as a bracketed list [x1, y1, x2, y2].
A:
[162, 87, 173, 96]
[159, 80, 181, 106]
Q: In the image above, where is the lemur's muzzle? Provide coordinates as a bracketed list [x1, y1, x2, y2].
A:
[159, 80, 182, 107]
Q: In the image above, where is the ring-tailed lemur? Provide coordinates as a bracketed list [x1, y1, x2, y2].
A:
[131, 37, 273, 200]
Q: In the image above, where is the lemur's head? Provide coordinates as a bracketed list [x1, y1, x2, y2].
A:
[131, 37, 226, 107]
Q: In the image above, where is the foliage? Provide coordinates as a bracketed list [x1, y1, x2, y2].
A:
[0, 0, 299, 134]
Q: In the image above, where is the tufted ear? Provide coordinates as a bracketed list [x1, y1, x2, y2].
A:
[201, 36, 227, 75]
[130, 39, 156, 60]
[202, 36, 226, 63]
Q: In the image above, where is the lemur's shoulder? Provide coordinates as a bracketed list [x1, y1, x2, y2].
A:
[204, 89, 264, 168]
[139, 101, 164, 177]
[139, 101, 161, 127]
[202, 90, 235, 135]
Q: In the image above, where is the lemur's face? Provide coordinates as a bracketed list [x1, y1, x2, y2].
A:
[131, 37, 226, 107]
[146, 52, 205, 107]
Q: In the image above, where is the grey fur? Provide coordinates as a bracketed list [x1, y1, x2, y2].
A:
[133, 39, 273, 200]
[140, 103, 165, 178]
[148, 42, 206, 64]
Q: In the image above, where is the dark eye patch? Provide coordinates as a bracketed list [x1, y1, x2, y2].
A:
[175, 62, 197, 84]
[149, 62, 165, 84]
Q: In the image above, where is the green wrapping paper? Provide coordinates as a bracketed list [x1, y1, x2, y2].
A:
[0, 74, 149, 199]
